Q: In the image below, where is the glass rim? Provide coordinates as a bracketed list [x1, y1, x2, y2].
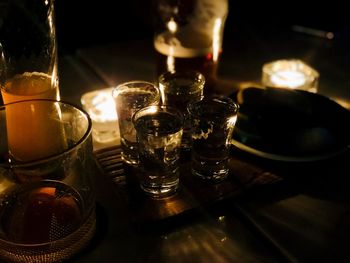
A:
[132, 105, 184, 128]
[0, 99, 92, 169]
[112, 80, 160, 101]
[188, 95, 239, 115]
[158, 70, 206, 89]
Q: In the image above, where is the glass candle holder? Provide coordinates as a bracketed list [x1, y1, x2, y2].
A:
[262, 59, 319, 93]
[81, 88, 119, 144]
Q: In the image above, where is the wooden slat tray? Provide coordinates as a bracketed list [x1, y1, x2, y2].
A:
[94, 146, 283, 223]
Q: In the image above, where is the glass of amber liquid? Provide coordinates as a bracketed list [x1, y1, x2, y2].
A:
[0, 0, 59, 104]
[0, 100, 97, 262]
[153, 0, 228, 93]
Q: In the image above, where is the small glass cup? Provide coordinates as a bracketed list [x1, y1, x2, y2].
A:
[113, 81, 160, 165]
[188, 96, 238, 182]
[0, 100, 96, 262]
[133, 105, 183, 198]
[159, 70, 205, 150]
[0, 0, 59, 104]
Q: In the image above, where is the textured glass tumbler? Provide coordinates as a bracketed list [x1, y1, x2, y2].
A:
[133, 105, 183, 198]
[113, 81, 160, 165]
[0, 100, 96, 262]
[0, 0, 60, 104]
[188, 96, 238, 182]
[159, 70, 205, 150]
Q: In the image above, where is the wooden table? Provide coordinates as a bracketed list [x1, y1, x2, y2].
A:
[59, 28, 350, 262]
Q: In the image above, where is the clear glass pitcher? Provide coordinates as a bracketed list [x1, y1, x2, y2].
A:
[0, 0, 59, 105]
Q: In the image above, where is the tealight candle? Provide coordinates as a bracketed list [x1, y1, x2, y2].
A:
[81, 88, 120, 144]
[262, 59, 319, 93]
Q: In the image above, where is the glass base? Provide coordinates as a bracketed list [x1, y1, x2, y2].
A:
[140, 180, 179, 199]
[192, 168, 228, 183]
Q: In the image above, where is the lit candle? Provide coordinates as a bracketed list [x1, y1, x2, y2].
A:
[262, 59, 319, 93]
[81, 88, 120, 144]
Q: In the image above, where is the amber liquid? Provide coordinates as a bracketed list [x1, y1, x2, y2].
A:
[154, 33, 221, 93]
[1, 72, 59, 104]
[0, 181, 95, 262]
[1, 72, 66, 162]
[156, 52, 218, 92]
[0, 182, 82, 244]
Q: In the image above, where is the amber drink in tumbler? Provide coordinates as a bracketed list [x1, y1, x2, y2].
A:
[0, 100, 97, 262]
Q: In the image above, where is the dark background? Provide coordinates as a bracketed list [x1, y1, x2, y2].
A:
[55, 0, 350, 55]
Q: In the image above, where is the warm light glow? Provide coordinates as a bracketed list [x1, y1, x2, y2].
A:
[212, 18, 222, 62]
[262, 59, 319, 92]
[0, 177, 14, 194]
[166, 46, 175, 72]
[333, 97, 350, 109]
[145, 106, 159, 115]
[159, 83, 166, 105]
[81, 88, 120, 144]
[167, 19, 178, 33]
[270, 70, 306, 89]
[89, 92, 118, 122]
[228, 115, 237, 126]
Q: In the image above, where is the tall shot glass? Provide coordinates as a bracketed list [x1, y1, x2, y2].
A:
[159, 70, 205, 150]
[188, 96, 238, 182]
[133, 106, 183, 198]
[113, 81, 160, 165]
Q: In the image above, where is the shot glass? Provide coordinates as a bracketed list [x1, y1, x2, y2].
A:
[188, 96, 238, 182]
[113, 81, 160, 165]
[0, 100, 97, 262]
[159, 70, 205, 150]
[133, 106, 183, 198]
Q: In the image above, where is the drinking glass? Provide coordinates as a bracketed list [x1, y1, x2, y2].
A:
[113, 81, 160, 165]
[0, 100, 96, 262]
[0, 0, 59, 104]
[153, 0, 229, 92]
[159, 70, 205, 150]
[133, 105, 183, 198]
[188, 96, 238, 182]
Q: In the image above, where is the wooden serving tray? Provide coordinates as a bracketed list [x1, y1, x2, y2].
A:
[94, 146, 283, 223]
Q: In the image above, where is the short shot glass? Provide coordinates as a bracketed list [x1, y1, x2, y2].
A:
[188, 96, 239, 183]
[133, 105, 183, 198]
